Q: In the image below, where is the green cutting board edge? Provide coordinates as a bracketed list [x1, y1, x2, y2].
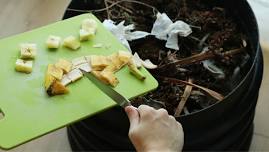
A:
[0, 14, 158, 149]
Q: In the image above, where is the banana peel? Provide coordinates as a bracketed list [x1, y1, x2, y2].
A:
[128, 60, 146, 80]
[55, 59, 72, 73]
[47, 64, 63, 80]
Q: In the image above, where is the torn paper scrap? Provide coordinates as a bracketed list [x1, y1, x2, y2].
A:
[103, 19, 150, 51]
[151, 12, 192, 50]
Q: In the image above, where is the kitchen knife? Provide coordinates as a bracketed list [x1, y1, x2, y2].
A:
[82, 70, 132, 108]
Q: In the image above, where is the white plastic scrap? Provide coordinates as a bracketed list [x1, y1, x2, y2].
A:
[151, 13, 192, 50]
[103, 19, 150, 51]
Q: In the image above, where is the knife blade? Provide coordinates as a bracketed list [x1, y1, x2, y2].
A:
[82, 70, 132, 108]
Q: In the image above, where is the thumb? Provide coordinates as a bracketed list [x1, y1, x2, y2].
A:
[125, 106, 140, 129]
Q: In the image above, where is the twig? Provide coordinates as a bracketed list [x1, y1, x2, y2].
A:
[104, 0, 111, 19]
[160, 77, 224, 101]
[66, 0, 158, 15]
[158, 47, 245, 69]
[107, 0, 133, 14]
[174, 79, 193, 117]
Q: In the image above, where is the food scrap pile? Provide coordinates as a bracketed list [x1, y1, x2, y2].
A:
[44, 51, 148, 96]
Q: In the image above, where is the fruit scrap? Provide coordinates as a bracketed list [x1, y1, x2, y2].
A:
[15, 59, 33, 74]
[63, 36, 81, 50]
[44, 64, 68, 96]
[128, 59, 146, 80]
[20, 43, 37, 59]
[47, 64, 63, 80]
[55, 59, 72, 73]
[132, 52, 157, 69]
[60, 75, 72, 86]
[46, 35, 61, 49]
[72, 57, 87, 67]
[81, 18, 97, 32]
[66, 69, 83, 82]
[90, 55, 110, 71]
[80, 18, 97, 41]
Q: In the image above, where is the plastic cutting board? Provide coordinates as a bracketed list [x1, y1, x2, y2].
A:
[0, 14, 158, 149]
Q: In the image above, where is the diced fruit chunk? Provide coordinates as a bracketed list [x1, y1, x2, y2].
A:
[100, 71, 119, 87]
[90, 55, 110, 71]
[46, 35, 61, 49]
[44, 73, 56, 90]
[20, 43, 37, 59]
[63, 36, 81, 50]
[47, 64, 63, 80]
[55, 59, 72, 73]
[81, 18, 97, 32]
[15, 59, 33, 73]
[79, 29, 95, 41]
[142, 59, 158, 69]
[91, 71, 109, 84]
[66, 69, 83, 82]
[47, 80, 69, 96]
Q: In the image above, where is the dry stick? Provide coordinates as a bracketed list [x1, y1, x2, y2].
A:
[162, 77, 224, 101]
[174, 79, 193, 117]
[104, 0, 111, 19]
[158, 47, 245, 69]
[107, 0, 133, 14]
[66, 0, 158, 14]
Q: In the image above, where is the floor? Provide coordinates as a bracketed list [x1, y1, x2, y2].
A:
[0, 0, 269, 151]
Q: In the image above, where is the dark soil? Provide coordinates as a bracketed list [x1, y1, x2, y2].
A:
[70, 0, 251, 116]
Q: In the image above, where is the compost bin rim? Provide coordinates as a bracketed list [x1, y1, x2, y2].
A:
[178, 0, 260, 118]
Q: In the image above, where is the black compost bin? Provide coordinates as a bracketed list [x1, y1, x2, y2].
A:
[63, 0, 264, 151]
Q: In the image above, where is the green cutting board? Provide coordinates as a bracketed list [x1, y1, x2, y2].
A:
[0, 14, 158, 149]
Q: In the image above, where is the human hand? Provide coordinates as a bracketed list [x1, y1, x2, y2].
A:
[125, 105, 184, 152]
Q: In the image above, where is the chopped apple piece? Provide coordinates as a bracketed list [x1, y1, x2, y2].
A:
[60, 75, 72, 86]
[20, 43, 37, 59]
[77, 63, 92, 73]
[67, 69, 83, 82]
[128, 60, 146, 80]
[81, 18, 97, 32]
[90, 55, 110, 71]
[55, 59, 72, 73]
[47, 80, 69, 96]
[46, 35, 61, 49]
[100, 71, 119, 87]
[15, 59, 33, 74]
[63, 36, 81, 50]
[47, 64, 63, 80]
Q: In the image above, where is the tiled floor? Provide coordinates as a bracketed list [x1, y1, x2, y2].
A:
[0, 0, 269, 151]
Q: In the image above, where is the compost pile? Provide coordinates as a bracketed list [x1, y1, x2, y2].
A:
[70, 0, 251, 116]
